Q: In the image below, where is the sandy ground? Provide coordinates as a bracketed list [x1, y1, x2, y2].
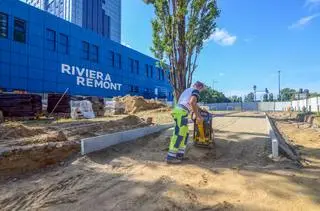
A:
[269, 112, 320, 179]
[0, 112, 319, 210]
[0, 115, 153, 178]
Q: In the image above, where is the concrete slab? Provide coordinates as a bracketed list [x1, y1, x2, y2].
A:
[81, 123, 174, 155]
[266, 115, 279, 158]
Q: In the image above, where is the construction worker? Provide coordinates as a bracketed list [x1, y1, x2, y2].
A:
[167, 81, 205, 164]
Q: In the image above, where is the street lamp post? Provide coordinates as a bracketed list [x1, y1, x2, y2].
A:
[278, 70, 281, 101]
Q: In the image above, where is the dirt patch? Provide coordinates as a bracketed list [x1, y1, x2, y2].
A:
[3, 112, 319, 211]
[1, 115, 149, 148]
[16, 131, 68, 146]
[0, 115, 153, 178]
[269, 112, 320, 128]
[274, 119, 320, 166]
[0, 123, 44, 140]
[0, 142, 80, 178]
[63, 115, 151, 140]
[136, 107, 173, 124]
[114, 95, 167, 114]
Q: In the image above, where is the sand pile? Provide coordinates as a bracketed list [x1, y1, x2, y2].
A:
[17, 131, 68, 146]
[113, 96, 167, 114]
[0, 123, 44, 140]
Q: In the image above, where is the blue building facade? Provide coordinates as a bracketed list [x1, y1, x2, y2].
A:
[0, 1, 172, 100]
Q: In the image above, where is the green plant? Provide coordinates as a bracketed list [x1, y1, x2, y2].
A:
[143, 0, 220, 99]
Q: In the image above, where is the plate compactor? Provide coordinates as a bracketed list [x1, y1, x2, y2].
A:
[192, 109, 214, 148]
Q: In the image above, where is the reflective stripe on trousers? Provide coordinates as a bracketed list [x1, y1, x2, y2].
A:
[167, 107, 189, 157]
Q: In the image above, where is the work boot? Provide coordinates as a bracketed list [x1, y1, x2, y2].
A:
[166, 155, 182, 164]
[177, 153, 189, 161]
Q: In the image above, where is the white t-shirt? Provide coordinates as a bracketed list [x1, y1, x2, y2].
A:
[177, 88, 200, 112]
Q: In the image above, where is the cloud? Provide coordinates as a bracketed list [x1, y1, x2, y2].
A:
[207, 28, 237, 46]
[305, 0, 320, 9]
[244, 35, 256, 43]
[289, 13, 320, 29]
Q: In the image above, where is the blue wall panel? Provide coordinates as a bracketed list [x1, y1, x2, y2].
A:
[11, 65, 28, 78]
[0, 1, 173, 100]
[0, 63, 11, 77]
[0, 50, 11, 63]
[43, 81, 57, 92]
[28, 79, 43, 91]
[15, 53, 28, 66]
[0, 40, 11, 51]
[11, 77, 27, 90]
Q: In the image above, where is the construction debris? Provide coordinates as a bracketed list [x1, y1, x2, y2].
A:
[47, 94, 71, 115]
[113, 95, 167, 114]
[0, 94, 42, 118]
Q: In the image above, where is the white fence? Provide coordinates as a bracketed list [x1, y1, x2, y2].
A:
[203, 97, 320, 112]
[292, 97, 320, 112]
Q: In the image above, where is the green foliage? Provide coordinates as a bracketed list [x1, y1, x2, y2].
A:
[309, 92, 320, 98]
[263, 94, 268, 102]
[244, 92, 255, 102]
[229, 95, 242, 102]
[199, 86, 230, 103]
[144, 0, 220, 99]
[280, 88, 296, 101]
[269, 93, 274, 101]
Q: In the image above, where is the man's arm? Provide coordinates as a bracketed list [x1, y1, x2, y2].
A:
[189, 95, 203, 122]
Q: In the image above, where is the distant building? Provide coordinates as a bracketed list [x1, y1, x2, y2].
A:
[24, 0, 121, 42]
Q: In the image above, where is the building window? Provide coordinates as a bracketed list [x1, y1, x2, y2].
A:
[117, 53, 121, 69]
[82, 41, 90, 60]
[45, 29, 55, 51]
[145, 65, 149, 77]
[59, 33, 68, 54]
[158, 68, 161, 80]
[0, 13, 8, 38]
[161, 69, 164, 80]
[110, 52, 121, 68]
[110, 51, 115, 67]
[145, 65, 154, 78]
[14, 18, 26, 43]
[135, 60, 139, 74]
[150, 66, 153, 78]
[129, 58, 134, 73]
[91, 44, 99, 62]
[107, 15, 111, 39]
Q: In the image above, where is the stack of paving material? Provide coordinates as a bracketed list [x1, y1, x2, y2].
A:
[86, 96, 105, 117]
[47, 94, 71, 115]
[0, 94, 42, 118]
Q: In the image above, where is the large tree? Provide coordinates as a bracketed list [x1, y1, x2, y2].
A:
[143, 0, 220, 100]
[280, 88, 296, 101]
[269, 93, 274, 101]
[229, 95, 242, 103]
[199, 86, 230, 103]
[263, 94, 268, 102]
[244, 92, 255, 102]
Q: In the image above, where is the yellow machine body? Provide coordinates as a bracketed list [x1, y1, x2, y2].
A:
[193, 109, 214, 148]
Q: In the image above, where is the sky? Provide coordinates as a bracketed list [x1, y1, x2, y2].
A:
[122, 0, 320, 98]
